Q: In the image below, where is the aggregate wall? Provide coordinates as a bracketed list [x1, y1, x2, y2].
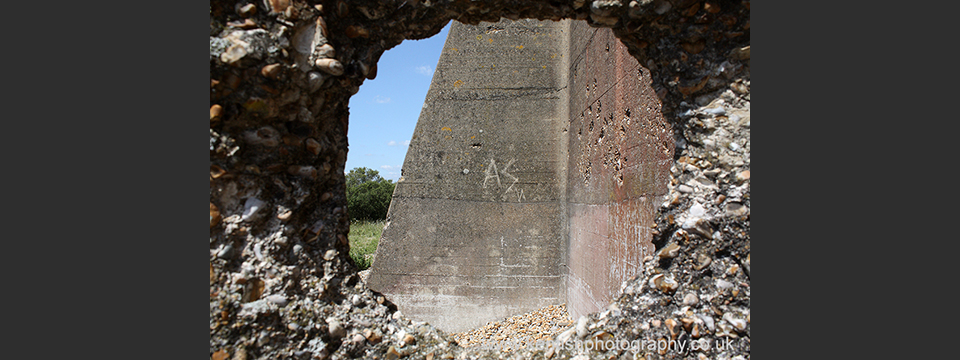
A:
[209, 0, 750, 358]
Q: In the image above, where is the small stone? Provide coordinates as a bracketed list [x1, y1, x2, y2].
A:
[315, 58, 344, 76]
[266, 294, 288, 307]
[364, 329, 382, 344]
[284, 6, 298, 19]
[694, 253, 712, 270]
[288, 322, 299, 331]
[352, 333, 366, 345]
[220, 44, 248, 65]
[210, 202, 221, 228]
[704, 2, 720, 13]
[267, 0, 290, 14]
[651, 319, 661, 327]
[689, 202, 706, 217]
[730, 45, 750, 60]
[402, 333, 416, 346]
[575, 316, 589, 338]
[261, 63, 281, 79]
[327, 319, 346, 339]
[385, 346, 400, 360]
[308, 71, 327, 92]
[323, 249, 337, 260]
[232, 347, 248, 360]
[345, 25, 370, 38]
[239, 3, 256, 17]
[736, 170, 750, 182]
[658, 276, 678, 293]
[212, 349, 229, 360]
[725, 202, 748, 217]
[665, 318, 679, 338]
[654, 0, 672, 14]
[727, 264, 741, 276]
[316, 44, 336, 58]
[245, 126, 280, 147]
[683, 292, 699, 306]
[658, 242, 680, 259]
[210, 104, 223, 122]
[287, 165, 317, 179]
[691, 323, 702, 338]
[227, 18, 257, 29]
[702, 106, 726, 116]
[240, 197, 265, 222]
[306, 138, 322, 156]
[677, 184, 694, 193]
[217, 243, 234, 259]
[716, 279, 734, 289]
[210, 165, 227, 179]
[682, 217, 713, 239]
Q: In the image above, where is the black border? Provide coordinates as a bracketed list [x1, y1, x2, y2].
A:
[9, 1, 935, 358]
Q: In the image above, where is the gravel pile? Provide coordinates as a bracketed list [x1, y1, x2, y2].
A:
[451, 304, 574, 352]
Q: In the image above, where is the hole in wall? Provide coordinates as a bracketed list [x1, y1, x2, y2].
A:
[357, 18, 676, 338]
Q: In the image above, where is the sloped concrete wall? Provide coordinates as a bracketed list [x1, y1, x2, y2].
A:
[367, 19, 570, 333]
[367, 18, 673, 331]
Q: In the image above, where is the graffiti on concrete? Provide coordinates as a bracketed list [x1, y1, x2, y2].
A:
[482, 158, 524, 202]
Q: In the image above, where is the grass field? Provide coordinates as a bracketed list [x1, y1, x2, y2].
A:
[348, 220, 384, 270]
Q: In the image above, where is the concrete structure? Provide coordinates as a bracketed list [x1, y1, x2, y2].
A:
[367, 18, 673, 332]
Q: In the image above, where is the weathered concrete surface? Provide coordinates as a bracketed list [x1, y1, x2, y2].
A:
[564, 20, 674, 320]
[368, 18, 674, 330]
[368, 19, 569, 332]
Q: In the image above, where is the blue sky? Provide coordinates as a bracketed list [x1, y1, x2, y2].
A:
[345, 23, 451, 182]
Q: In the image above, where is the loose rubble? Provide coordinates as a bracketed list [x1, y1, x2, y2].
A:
[452, 304, 574, 351]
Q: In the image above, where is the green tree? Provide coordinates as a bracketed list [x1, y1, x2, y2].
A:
[345, 167, 396, 221]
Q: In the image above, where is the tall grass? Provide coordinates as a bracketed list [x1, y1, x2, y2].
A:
[348, 219, 384, 270]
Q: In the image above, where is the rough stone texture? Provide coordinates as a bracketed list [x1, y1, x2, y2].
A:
[210, 0, 749, 359]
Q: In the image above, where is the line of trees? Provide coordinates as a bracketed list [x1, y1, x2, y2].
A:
[345, 167, 396, 221]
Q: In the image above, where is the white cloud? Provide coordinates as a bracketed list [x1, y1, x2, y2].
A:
[380, 165, 400, 170]
[415, 65, 434, 76]
[374, 95, 391, 103]
[387, 140, 397, 146]
[401, 140, 410, 146]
